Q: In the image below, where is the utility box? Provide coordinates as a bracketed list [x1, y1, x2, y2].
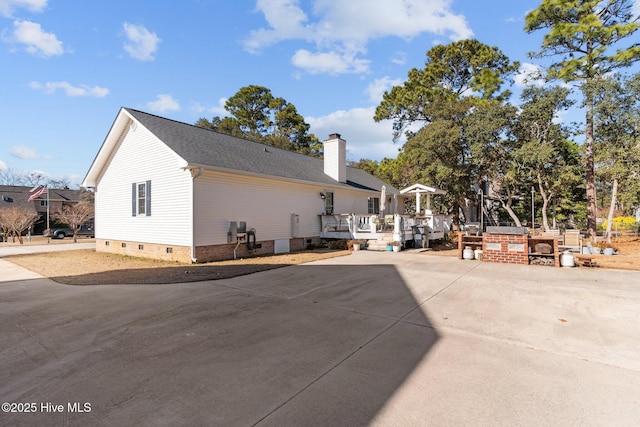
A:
[291, 214, 300, 237]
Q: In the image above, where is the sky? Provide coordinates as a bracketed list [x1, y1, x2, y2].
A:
[1, 0, 639, 187]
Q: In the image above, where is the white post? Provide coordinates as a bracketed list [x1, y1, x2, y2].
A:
[415, 191, 421, 216]
[393, 214, 402, 243]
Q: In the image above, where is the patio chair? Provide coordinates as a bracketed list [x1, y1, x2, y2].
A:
[560, 229, 582, 253]
[384, 215, 394, 230]
[541, 229, 563, 245]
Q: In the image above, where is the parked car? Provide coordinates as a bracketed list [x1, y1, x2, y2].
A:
[44, 225, 94, 239]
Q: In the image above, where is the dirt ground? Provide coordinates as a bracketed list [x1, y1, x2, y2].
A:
[583, 237, 640, 270]
[5, 247, 351, 285]
[3, 236, 639, 285]
[426, 236, 640, 270]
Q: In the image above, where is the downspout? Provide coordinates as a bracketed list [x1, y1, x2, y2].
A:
[190, 167, 203, 263]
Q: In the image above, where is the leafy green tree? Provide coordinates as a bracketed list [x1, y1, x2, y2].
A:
[375, 39, 519, 141]
[512, 86, 583, 231]
[525, 0, 640, 238]
[348, 159, 380, 177]
[589, 73, 640, 242]
[374, 39, 519, 228]
[196, 85, 320, 156]
[465, 101, 524, 226]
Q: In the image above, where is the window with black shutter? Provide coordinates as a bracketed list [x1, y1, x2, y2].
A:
[132, 181, 151, 216]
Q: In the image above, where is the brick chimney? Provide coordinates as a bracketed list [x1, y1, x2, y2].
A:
[323, 133, 346, 183]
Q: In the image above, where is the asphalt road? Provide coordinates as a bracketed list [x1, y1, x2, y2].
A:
[1, 251, 639, 426]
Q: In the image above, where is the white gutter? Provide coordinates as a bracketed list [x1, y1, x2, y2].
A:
[183, 162, 393, 195]
[189, 167, 203, 263]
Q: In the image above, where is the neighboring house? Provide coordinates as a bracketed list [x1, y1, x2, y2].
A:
[82, 108, 402, 263]
[0, 185, 86, 234]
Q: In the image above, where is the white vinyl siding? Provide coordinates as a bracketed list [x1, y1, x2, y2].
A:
[193, 170, 375, 246]
[94, 120, 192, 246]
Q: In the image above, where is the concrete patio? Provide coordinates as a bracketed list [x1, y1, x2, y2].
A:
[1, 250, 639, 426]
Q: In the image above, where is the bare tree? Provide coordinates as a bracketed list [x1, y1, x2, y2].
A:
[0, 168, 28, 186]
[52, 202, 94, 242]
[25, 172, 46, 187]
[47, 177, 72, 189]
[0, 207, 40, 244]
[0, 210, 9, 242]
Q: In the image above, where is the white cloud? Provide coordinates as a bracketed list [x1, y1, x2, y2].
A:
[391, 51, 406, 65]
[515, 62, 545, 87]
[146, 94, 180, 112]
[29, 81, 109, 97]
[10, 145, 39, 159]
[308, 107, 402, 161]
[9, 20, 63, 57]
[123, 22, 160, 61]
[191, 98, 227, 116]
[244, 0, 473, 75]
[0, 0, 47, 17]
[365, 76, 403, 104]
[0, 159, 7, 170]
[291, 49, 370, 75]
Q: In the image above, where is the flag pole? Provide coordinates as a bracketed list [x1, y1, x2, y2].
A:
[46, 184, 50, 244]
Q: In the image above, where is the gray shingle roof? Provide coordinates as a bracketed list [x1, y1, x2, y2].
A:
[126, 108, 397, 194]
[0, 185, 38, 213]
[0, 186, 84, 214]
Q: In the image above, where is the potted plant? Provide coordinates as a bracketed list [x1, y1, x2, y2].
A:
[349, 240, 364, 251]
[391, 241, 401, 252]
[599, 241, 616, 256]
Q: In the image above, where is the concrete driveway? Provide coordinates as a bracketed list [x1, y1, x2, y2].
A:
[0, 242, 95, 258]
[1, 251, 639, 426]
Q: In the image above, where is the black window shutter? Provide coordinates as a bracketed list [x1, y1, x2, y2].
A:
[145, 180, 151, 216]
[132, 183, 137, 216]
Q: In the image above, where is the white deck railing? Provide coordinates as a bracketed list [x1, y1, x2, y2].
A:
[320, 213, 448, 241]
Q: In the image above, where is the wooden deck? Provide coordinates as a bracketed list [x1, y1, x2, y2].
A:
[319, 213, 448, 243]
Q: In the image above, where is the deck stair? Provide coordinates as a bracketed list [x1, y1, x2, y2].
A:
[366, 233, 396, 251]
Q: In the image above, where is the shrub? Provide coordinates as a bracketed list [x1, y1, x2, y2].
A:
[600, 216, 638, 233]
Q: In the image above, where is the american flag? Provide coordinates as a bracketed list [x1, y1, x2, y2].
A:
[28, 186, 47, 201]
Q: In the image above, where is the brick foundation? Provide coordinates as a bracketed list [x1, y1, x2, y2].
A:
[96, 239, 192, 263]
[96, 236, 321, 263]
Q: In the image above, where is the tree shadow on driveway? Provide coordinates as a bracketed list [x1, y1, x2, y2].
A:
[0, 263, 438, 426]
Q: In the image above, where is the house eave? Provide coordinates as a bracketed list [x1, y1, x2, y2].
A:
[183, 162, 392, 195]
[82, 108, 134, 189]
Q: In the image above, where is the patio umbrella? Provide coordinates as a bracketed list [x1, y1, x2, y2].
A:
[379, 185, 386, 217]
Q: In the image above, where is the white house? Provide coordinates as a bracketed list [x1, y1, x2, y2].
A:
[82, 108, 403, 262]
